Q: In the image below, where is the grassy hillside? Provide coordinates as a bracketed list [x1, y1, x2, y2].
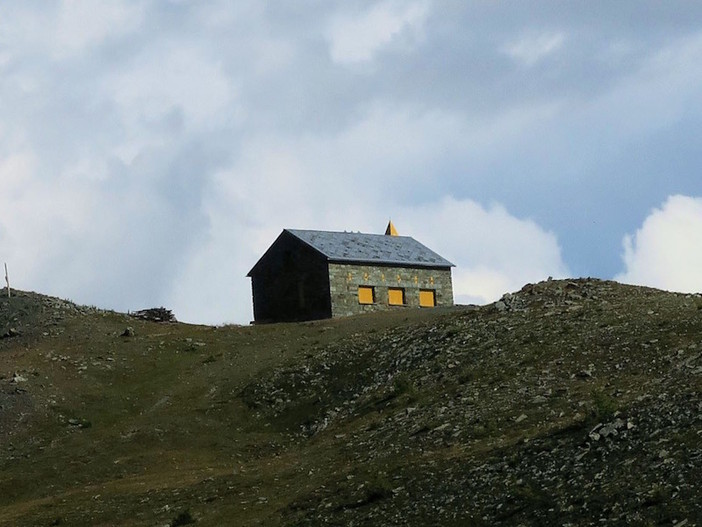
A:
[0, 279, 701, 526]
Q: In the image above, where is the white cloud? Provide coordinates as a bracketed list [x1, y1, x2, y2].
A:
[104, 42, 238, 133]
[616, 195, 702, 293]
[0, 2, 143, 60]
[210, 103, 470, 225]
[0, 150, 97, 286]
[327, 0, 430, 64]
[0, 152, 34, 196]
[549, 31, 702, 152]
[53, 0, 144, 59]
[503, 31, 565, 67]
[393, 197, 570, 305]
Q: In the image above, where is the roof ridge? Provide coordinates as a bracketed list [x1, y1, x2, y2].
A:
[285, 229, 454, 268]
[286, 228, 412, 238]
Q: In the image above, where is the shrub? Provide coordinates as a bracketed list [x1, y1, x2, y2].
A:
[171, 510, 195, 526]
[590, 389, 618, 421]
[391, 373, 418, 401]
[363, 473, 393, 503]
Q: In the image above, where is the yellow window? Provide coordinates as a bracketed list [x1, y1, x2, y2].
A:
[358, 286, 374, 304]
[419, 289, 436, 307]
[388, 287, 405, 306]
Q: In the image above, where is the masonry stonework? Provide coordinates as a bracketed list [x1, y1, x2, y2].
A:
[249, 231, 331, 322]
[328, 263, 454, 318]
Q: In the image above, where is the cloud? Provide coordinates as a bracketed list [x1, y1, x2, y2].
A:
[503, 31, 565, 67]
[0, 141, 216, 314]
[104, 42, 237, 135]
[53, 0, 144, 59]
[616, 195, 702, 293]
[0, 2, 144, 61]
[392, 197, 570, 305]
[326, 0, 430, 64]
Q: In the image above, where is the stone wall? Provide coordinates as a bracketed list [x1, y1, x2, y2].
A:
[249, 232, 332, 323]
[328, 263, 453, 318]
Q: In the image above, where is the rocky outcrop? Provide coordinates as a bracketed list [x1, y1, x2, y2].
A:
[130, 307, 176, 323]
[0, 290, 104, 343]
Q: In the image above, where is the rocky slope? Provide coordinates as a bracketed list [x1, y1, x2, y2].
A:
[1, 279, 701, 526]
[244, 279, 702, 526]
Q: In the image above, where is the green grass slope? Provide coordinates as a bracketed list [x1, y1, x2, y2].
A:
[1, 279, 701, 526]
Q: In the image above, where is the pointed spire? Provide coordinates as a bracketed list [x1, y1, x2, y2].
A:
[385, 220, 398, 236]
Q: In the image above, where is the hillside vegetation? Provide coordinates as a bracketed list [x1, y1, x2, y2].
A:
[0, 279, 701, 526]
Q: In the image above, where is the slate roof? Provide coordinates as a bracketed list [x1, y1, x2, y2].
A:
[285, 229, 454, 268]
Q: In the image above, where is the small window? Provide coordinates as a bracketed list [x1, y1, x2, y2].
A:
[419, 289, 436, 307]
[388, 287, 405, 306]
[358, 286, 375, 304]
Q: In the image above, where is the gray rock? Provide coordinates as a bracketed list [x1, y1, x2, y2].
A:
[1, 328, 19, 339]
[11, 373, 27, 383]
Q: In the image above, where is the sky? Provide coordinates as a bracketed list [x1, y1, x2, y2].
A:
[1, 1, 702, 324]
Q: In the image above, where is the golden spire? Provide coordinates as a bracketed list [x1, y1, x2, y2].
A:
[385, 220, 398, 236]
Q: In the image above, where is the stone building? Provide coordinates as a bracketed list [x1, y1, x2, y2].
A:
[247, 223, 454, 323]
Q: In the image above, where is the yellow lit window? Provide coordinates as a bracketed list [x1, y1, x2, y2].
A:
[419, 289, 436, 307]
[388, 287, 405, 306]
[358, 286, 375, 304]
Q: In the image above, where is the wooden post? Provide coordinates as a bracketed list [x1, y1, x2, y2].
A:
[4, 263, 9, 298]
